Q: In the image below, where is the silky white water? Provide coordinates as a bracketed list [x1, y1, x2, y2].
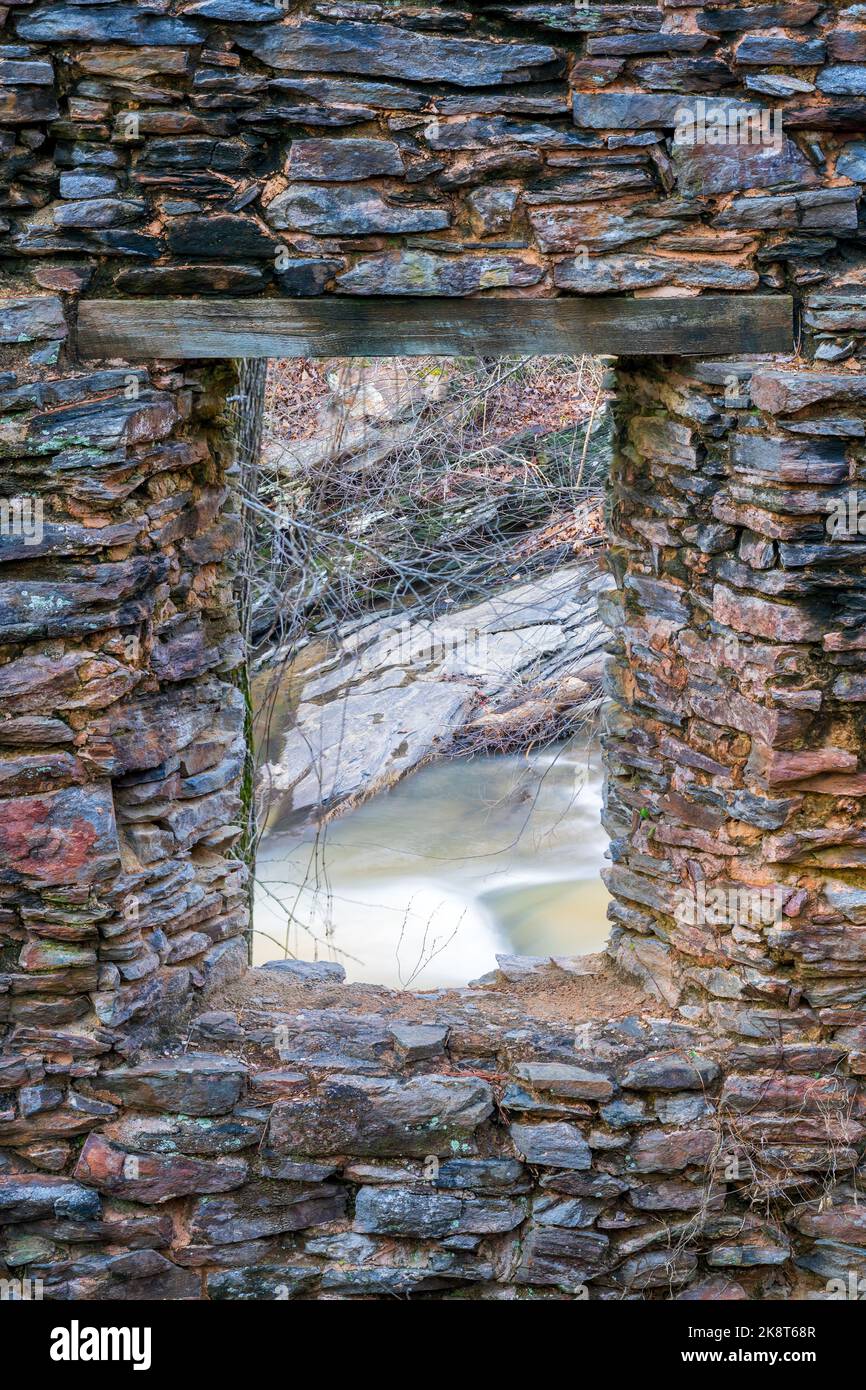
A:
[253, 739, 610, 988]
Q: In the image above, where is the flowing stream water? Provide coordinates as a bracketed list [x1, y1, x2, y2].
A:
[252, 738, 610, 988]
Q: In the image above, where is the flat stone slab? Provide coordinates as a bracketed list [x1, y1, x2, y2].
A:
[509, 1121, 592, 1170]
[512, 1062, 615, 1101]
[388, 1023, 449, 1060]
[268, 1073, 494, 1157]
[260, 960, 346, 985]
[94, 1055, 248, 1116]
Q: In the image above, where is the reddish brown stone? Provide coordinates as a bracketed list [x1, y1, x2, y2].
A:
[629, 1128, 716, 1174]
[0, 783, 120, 887]
[74, 1134, 248, 1204]
[747, 743, 858, 787]
[720, 1072, 855, 1114]
[713, 584, 825, 643]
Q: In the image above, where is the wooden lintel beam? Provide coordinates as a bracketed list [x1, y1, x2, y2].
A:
[77, 295, 794, 361]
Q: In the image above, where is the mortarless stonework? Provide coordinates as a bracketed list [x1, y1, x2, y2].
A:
[605, 354, 866, 1024]
[0, 0, 863, 300]
[2, 0, 866, 1299]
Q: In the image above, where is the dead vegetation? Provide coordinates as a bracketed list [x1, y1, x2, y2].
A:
[236, 354, 612, 979]
[249, 353, 609, 657]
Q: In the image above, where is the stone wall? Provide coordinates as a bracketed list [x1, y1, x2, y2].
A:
[0, 336, 252, 1039]
[1, 0, 865, 303]
[3, 325, 866, 1299]
[2, 0, 866, 1302]
[605, 353, 866, 1030]
[3, 942, 865, 1301]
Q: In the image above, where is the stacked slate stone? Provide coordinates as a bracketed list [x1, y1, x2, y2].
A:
[2, 0, 866, 1301]
[0, 1, 864, 300]
[0, 306, 252, 1116]
[2, 959, 859, 1300]
[604, 356, 866, 1033]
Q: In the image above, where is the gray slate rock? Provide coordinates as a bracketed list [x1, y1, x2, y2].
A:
[716, 187, 860, 232]
[837, 142, 866, 181]
[15, 6, 207, 45]
[818, 65, 866, 96]
[353, 1185, 525, 1237]
[234, 20, 563, 87]
[260, 959, 346, 985]
[698, 3, 820, 33]
[735, 35, 825, 65]
[467, 184, 518, 234]
[188, 1181, 346, 1243]
[621, 1052, 720, 1091]
[425, 115, 596, 149]
[555, 254, 757, 293]
[671, 136, 817, 197]
[516, 1224, 609, 1287]
[208, 1265, 316, 1299]
[274, 258, 343, 296]
[288, 138, 404, 182]
[0, 1175, 101, 1223]
[167, 213, 275, 260]
[513, 1062, 615, 1101]
[115, 264, 269, 295]
[266, 183, 449, 236]
[54, 198, 147, 229]
[388, 1022, 448, 1059]
[94, 1055, 248, 1116]
[0, 296, 66, 344]
[434, 1158, 527, 1192]
[183, 0, 281, 17]
[59, 173, 119, 199]
[573, 92, 766, 130]
[269, 1073, 494, 1156]
[510, 1121, 592, 1169]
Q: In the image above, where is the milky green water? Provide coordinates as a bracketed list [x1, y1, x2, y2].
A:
[253, 739, 610, 988]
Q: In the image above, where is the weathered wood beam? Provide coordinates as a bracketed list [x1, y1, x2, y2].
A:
[77, 295, 794, 360]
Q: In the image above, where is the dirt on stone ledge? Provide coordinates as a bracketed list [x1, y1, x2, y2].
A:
[209, 953, 665, 1029]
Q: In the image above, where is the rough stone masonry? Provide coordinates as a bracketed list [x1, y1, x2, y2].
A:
[1, 0, 866, 1299]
